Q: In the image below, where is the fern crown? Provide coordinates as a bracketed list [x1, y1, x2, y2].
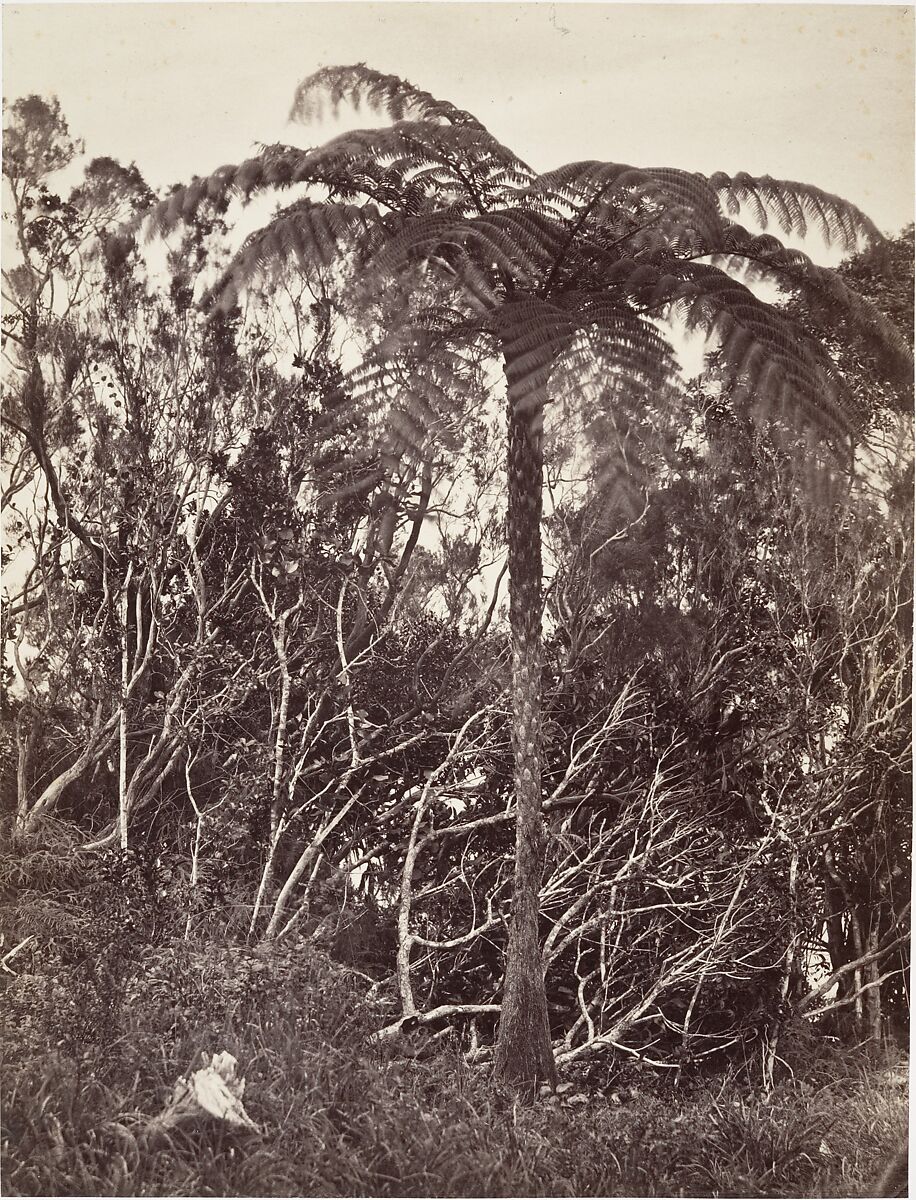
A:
[146, 64, 912, 463]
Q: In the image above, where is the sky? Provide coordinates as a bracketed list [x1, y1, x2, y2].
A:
[2, 2, 914, 240]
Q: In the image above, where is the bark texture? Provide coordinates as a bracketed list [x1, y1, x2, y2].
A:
[493, 378, 557, 1094]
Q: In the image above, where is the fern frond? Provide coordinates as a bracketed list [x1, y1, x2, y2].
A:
[709, 173, 881, 250]
[712, 224, 913, 379]
[584, 415, 653, 518]
[494, 298, 578, 413]
[548, 346, 672, 520]
[201, 198, 397, 311]
[551, 294, 679, 396]
[148, 120, 535, 245]
[371, 208, 566, 292]
[701, 287, 839, 396]
[641, 169, 725, 244]
[3, 895, 88, 939]
[385, 123, 533, 201]
[320, 332, 483, 468]
[147, 150, 395, 243]
[422, 248, 503, 311]
[290, 64, 487, 129]
[493, 292, 680, 426]
[138, 64, 897, 490]
[681, 281, 856, 436]
[594, 255, 858, 438]
[289, 122, 531, 212]
[524, 161, 726, 251]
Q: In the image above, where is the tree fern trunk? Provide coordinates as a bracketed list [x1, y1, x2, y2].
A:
[118, 571, 130, 851]
[493, 377, 557, 1095]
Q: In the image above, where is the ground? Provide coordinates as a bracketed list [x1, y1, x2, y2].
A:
[1, 938, 907, 1197]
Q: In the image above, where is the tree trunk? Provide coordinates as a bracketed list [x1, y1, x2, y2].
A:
[864, 922, 884, 1047]
[15, 703, 38, 833]
[493, 376, 557, 1095]
[20, 702, 117, 836]
[118, 573, 131, 850]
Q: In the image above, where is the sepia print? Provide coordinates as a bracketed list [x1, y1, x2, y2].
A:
[1, 3, 912, 1196]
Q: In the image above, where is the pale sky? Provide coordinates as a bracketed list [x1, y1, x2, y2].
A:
[2, 2, 914, 239]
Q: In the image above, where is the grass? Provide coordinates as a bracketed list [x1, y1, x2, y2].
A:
[1, 935, 908, 1197]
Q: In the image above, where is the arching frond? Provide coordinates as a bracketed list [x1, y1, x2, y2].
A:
[709, 173, 881, 251]
[280, 122, 532, 212]
[145, 148, 405, 243]
[588, 254, 859, 439]
[677, 267, 857, 436]
[147, 122, 533, 245]
[420, 247, 503, 312]
[712, 223, 913, 381]
[201, 198, 397, 311]
[494, 292, 681, 426]
[547, 326, 680, 521]
[290, 63, 487, 130]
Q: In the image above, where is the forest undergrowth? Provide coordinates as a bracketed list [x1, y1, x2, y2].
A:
[2, 918, 906, 1198]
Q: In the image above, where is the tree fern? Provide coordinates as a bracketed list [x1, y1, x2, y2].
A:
[146, 64, 912, 1092]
